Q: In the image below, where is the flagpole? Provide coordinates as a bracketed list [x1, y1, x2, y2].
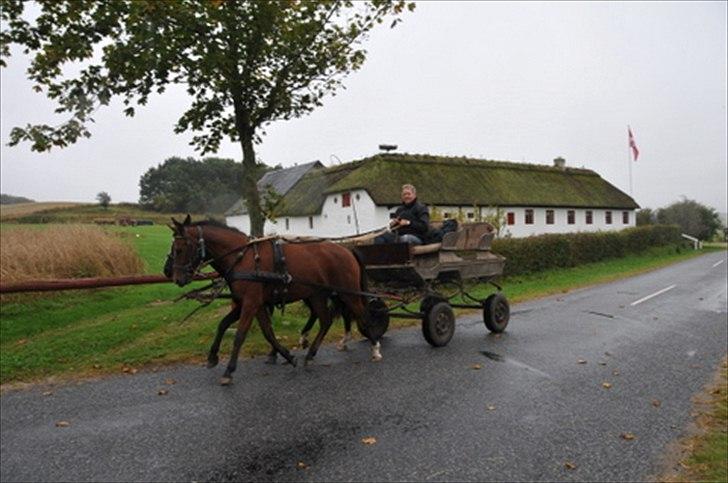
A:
[628, 125, 633, 196]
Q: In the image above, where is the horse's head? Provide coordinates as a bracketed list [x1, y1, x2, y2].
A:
[168, 215, 205, 287]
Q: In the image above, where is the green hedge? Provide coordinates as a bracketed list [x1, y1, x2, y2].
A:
[492, 225, 683, 276]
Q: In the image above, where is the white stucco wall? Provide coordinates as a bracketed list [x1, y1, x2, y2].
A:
[227, 199, 635, 239]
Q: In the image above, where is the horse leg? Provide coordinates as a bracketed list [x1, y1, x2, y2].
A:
[207, 304, 241, 368]
[336, 300, 353, 351]
[298, 299, 317, 349]
[263, 305, 279, 365]
[304, 295, 334, 365]
[256, 306, 298, 367]
[221, 303, 256, 386]
[341, 294, 382, 362]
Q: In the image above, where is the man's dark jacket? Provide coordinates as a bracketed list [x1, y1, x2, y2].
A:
[394, 199, 430, 238]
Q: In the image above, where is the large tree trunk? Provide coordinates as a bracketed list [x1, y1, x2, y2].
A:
[240, 134, 264, 237]
[232, 90, 265, 237]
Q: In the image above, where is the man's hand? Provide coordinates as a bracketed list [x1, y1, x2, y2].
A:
[398, 219, 411, 226]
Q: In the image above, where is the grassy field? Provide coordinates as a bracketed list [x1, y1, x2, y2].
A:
[1, 224, 721, 386]
[0, 202, 207, 225]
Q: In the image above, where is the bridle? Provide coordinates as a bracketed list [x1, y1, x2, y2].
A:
[172, 225, 208, 279]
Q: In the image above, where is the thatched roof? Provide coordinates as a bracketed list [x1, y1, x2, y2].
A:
[274, 154, 639, 217]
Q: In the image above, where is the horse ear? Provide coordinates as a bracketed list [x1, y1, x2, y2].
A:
[167, 223, 177, 233]
[171, 217, 183, 234]
[183, 214, 191, 225]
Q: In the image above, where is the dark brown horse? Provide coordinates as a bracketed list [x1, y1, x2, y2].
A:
[169, 216, 379, 385]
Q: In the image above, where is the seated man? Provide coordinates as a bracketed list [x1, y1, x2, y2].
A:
[375, 184, 430, 245]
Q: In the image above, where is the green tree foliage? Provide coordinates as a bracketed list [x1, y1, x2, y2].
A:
[96, 191, 111, 208]
[656, 198, 723, 240]
[636, 208, 655, 226]
[1, 0, 414, 236]
[139, 156, 255, 214]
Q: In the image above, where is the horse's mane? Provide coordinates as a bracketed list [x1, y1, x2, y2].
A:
[192, 219, 247, 237]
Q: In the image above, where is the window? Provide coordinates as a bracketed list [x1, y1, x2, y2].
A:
[586, 210, 593, 224]
[444, 212, 450, 219]
[546, 210, 555, 224]
[605, 211, 612, 224]
[342, 192, 351, 207]
[525, 209, 534, 225]
[308, 216, 313, 229]
[507, 212, 515, 225]
[567, 210, 575, 225]
[285, 218, 289, 230]
[333, 197, 337, 204]
[467, 212, 474, 219]
[623, 211, 629, 224]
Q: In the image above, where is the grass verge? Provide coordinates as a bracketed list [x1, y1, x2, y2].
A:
[660, 359, 727, 483]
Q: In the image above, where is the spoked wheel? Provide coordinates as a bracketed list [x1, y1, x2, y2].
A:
[361, 298, 390, 340]
[422, 301, 456, 347]
[483, 292, 510, 333]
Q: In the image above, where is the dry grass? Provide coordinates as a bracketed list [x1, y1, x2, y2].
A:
[0, 202, 85, 221]
[0, 225, 144, 283]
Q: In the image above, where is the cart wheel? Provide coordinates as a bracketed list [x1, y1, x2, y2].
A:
[483, 293, 509, 333]
[362, 298, 390, 340]
[422, 302, 455, 347]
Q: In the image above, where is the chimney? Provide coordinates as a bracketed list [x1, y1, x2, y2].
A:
[379, 144, 397, 153]
[553, 157, 566, 170]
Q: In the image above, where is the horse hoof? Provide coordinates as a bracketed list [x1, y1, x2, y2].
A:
[220, 376, 233, 386]
[206, 359, 218, 369]
[336, 343, 348, 352]
[265, 355, 277, 365]
[371, 355, 383, 362]
[299, 337, 309, 349]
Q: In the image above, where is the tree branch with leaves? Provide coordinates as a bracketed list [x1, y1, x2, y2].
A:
[1, 0, 415, 235]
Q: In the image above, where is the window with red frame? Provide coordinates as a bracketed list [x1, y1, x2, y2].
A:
[586, 210, 593, 224]
[567, 210, 575, 224]
[342, 192, 351, 207]
[507, 212, 515, 225]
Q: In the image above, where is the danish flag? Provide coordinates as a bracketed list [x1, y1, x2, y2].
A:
[628, 126, 639, 161]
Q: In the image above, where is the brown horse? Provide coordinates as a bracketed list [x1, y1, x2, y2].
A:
[169, 216, 380, 385]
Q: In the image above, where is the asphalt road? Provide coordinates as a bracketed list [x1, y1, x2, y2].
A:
[2, 251, 726, 482]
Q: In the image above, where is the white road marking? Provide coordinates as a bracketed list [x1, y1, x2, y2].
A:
[630, 285, 677, 306]
[712, 259, 725, 268]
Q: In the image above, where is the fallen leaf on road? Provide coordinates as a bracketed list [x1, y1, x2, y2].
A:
[598, 361, 607, 366]
[577, 359, 587, 364]
[42, 391, 53, 397]
[55, 421, 70, 428]
[486, 405, 496, 411]
[711, 388, 721, 395]
[296, 461, 309, 470]
[361, 437, 377, 445]
[158, 389, 169, 396]
[620, 432, 636, 441]
[652, 399, 661, 407]
[602, 382, 612, 389]
[612, 369, 620, 376]
[564, 462, 576, 470]
[164, 379, 176, 385]
[471, 363, 482, 370]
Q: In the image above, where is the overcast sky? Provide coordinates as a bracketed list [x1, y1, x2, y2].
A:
[1, 1, 726, 213]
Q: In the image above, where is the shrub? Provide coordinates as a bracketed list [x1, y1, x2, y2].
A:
[0, 225, 144, 283]
[492, 225, 682, 276]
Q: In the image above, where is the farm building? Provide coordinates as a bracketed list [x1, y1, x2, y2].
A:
[225, 153, 639, 238]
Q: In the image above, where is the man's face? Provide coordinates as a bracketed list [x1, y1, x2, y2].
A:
[401, 188, 416, 204]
